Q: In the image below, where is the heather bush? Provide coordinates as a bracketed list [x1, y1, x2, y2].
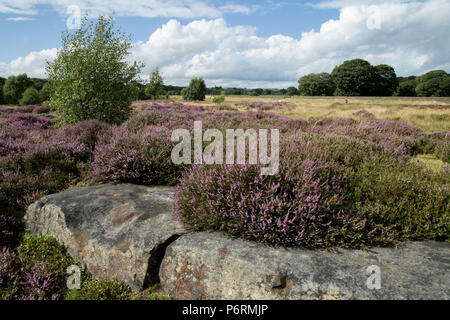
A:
[0, 113, 54, 130]
[351, 160, 449, 242]
[131, 102, 307, 133]
[425, 131, 450, 163]
[57, 120, 112, 161]
[0, 128, 88, 215]
[175, 156, 354, 248]
[90, 125, 183, 185]
[307, 118, 427, 158]
[175, 133, 449, 248]
[212, 94, 225, 104]
[0, 247, 60, 300]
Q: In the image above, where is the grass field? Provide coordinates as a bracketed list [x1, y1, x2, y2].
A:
[165, 95, 450, 132]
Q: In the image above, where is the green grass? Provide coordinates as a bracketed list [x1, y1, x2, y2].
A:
[414, 154, 445, 172]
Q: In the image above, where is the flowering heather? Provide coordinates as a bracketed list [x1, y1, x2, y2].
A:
[175, 159, 352, 248]
[91, 125, 183, 185]
[0, 112, 54, 130]
[175, 132, 450, 248]
[0, 100, 448, 251]
[0, 247, 60, 300]
[130, 101, 306, 133]
[306, 117, 427, 158]
[247, 101, 286, 111]
[352, 109, 375, 118]
[425, 131, 450, 163]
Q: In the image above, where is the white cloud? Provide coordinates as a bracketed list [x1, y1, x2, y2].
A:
[1, 0, 449, 88]
[6, 16, 35, 21]
[0, 48, 57, 77]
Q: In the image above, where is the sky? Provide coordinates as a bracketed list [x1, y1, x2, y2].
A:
[0, 0, 449, 88]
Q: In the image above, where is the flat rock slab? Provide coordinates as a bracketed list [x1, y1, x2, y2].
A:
[25, 184, 185, 291]
[160, 232, 450, 300]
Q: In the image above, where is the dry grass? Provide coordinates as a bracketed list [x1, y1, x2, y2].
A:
[169, 95, 450, 132]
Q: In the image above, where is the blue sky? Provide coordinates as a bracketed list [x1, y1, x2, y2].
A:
[0, 0, 449, 88]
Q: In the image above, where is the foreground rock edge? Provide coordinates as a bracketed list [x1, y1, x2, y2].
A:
[160, 231, 450, 300]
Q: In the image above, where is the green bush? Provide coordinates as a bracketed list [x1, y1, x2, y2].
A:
[64, 278, 132, 300]
[46, 16, 143, 125]
[19, 87, 41, 106]
[182, 78, 206, 101]
[212, 93, 225, 103]
[145, 68, 165, 100]
[17, 233, 77, 275]
[2, 74, 33, 105]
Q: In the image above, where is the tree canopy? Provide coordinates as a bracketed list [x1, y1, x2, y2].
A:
[3, 74, 33, 104]
[331, 59, 377, 96]
[46, 16, 143, 124]
[145, 68, 165, 100]
[415, 70, 450, 97]
[182, 78, 206, 101]
[298, 73, 335, 96]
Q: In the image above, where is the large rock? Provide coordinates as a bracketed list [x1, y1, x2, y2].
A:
[25, 184, 185, 291]
[160, 232, 450, 300]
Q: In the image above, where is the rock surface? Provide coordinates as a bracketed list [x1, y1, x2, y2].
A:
[160, 232, 450, 300]
[25, 184, 185, 291]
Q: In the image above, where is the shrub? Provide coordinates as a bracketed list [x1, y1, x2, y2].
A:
[175, 133, 449, 248]
[90, 125, 183, 185]
[175, 158, 353, 248]
[145, 68, 165, 100]
[0, 113, 54, 130]
[0, 247, 60, 300]
[32, 105, 51, 114]
[64, 278, 131, 300]
[212, 94, 225, 103]
[425, 131, 450, 163]
[46, 16, 143, 124]
[182, 78, 206, 101]
[0, 129, 85, 215]
[17, 233, 77, 278]
[19, 87, 41, 106]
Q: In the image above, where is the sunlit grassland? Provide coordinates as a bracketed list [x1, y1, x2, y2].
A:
[162, 95, 450, 132]
[413, 154, 445, 172]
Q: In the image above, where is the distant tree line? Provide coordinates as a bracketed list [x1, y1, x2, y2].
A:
[0, 74, 50, 105]
[131, 81, 288, 99]
[2, 58, 449, 106]
[296, 58, 450, 97]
